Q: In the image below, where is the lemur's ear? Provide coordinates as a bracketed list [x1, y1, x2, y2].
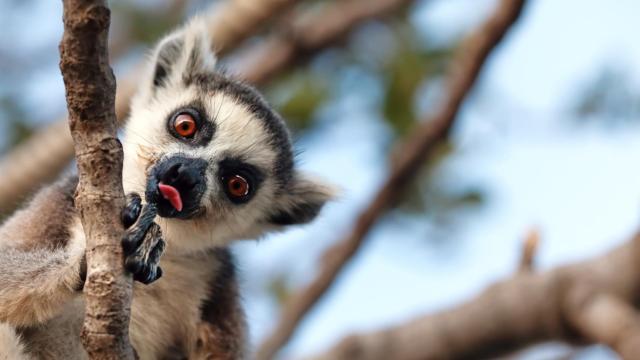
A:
[151, 17, 216, 89]
[268, 174, 335, 226]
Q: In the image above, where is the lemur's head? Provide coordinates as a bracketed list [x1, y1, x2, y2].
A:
[122, 19, 333, 252]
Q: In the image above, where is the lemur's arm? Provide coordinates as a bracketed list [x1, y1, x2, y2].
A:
[0, 246, 85, 326]
[0, 176, 165, 327]
[0, 176, 84, 326]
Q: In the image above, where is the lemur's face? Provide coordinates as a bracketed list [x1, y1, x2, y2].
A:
[122, 20, 332, 251]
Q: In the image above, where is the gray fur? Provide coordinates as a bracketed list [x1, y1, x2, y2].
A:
[154, 36, 184, 88]
[0, 176, 77, 251]
[0, 246, 84, 327]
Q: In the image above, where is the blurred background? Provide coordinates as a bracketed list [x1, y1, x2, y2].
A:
[1, 0, 640, 358]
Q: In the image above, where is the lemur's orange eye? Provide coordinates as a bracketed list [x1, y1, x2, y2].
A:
[227, 175, 250, 198]
[174, 113, 197, 138]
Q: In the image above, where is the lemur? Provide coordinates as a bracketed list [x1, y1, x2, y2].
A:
[0, 18, 332, 359]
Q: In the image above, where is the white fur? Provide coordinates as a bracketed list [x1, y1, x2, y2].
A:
[0, 323, 30, 360]
[129, 251, 219, 358]
[123, 88, 281, 253]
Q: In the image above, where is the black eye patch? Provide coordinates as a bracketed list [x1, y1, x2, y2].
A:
[166, 104, 215, 147]
[218, 158, 265, 204]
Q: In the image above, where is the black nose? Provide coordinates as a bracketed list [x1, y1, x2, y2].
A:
[161, 162, 199, 190]
[153, 156, 206, 187]
[146, 156, 208, 218]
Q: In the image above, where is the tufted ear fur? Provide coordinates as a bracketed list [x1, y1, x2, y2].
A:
[150, 17, 217, 90]
[268, 173, 335, 226]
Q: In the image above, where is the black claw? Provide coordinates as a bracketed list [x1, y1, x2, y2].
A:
[121, 234, 138, 255]
[122, 193, 142, 229]
[125, 257, 143, 275]
[134, 266, 159, 285]
[134, 266, 151, 284]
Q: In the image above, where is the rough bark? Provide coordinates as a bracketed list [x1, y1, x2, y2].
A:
[59, 1, 134, 358]
[307, 233, 640, 360]
[256, 1, 527, 359]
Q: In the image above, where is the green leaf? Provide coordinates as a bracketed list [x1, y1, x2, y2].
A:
[381, 25, 455, 136]
[266, 72, 329, 132]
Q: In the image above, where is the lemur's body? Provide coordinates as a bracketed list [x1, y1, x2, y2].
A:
[1, 176, 242, 359]
[0, 19, 331, 359]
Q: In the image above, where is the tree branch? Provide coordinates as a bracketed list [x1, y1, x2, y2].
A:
[256, 1, 527, 359]
[307, 233, 640, 360]
[567, 290, 640, 359]
[59, 0, 134, 358]
[207, 0, 301, 54]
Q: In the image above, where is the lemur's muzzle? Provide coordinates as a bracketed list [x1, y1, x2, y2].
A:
[146, 156, 208, 219]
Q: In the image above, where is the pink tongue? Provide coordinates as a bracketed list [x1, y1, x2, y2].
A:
[158, 183, 183, 212]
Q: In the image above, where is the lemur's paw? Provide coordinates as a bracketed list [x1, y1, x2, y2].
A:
[121, 193, 165, 285]
[124, 223, 165, 285]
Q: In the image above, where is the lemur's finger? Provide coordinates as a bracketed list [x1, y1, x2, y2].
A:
[122, 193, 142, 229]
[133, 265, 163, 285]
[122, 203, 158, 254]
[137, 223, 162, 259]
[148, 235, 165, 266]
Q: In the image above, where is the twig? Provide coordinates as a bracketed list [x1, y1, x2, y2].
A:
[255, 1, 528, 359]
[0, 0, 301, 215]
[306, 232, 640, 360]
[518, 228, 540, 273]
[59, 0, 133, 358]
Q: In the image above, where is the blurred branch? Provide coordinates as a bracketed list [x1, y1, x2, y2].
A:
[307, 232, 640, 360]
[255, 0, 527, 359]
[0, 120, 75, 215]
[207, 0, 299, 55]
[0, 0, 300, 215]
[567, 291, 640, 359]
[233, 0, 417, 84]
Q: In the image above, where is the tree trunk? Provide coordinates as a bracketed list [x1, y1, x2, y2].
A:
[59, 0, 135, 358]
